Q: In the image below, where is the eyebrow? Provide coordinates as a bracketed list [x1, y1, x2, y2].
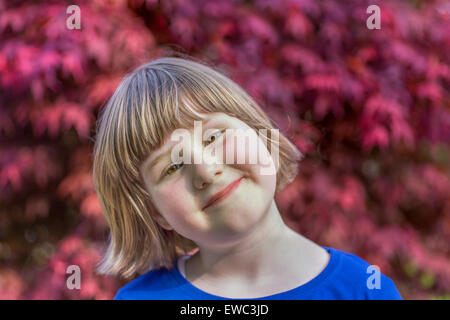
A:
[144, 145, 173, 171]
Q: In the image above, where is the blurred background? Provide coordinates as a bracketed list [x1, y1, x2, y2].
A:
[0, 0, 449, 300]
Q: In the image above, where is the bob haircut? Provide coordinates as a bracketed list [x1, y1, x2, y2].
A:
[93, 57, 303, 279]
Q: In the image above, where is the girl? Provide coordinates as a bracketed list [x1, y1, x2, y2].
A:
[92, 57, 402, 300]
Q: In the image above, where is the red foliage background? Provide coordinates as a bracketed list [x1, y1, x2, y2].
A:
[0, 0, 449, 299]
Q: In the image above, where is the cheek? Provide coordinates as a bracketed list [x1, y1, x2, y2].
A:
[222, 130, 277, 181]
[150, 184, 192, 222]
[150, 184, 212, 238]
[222, 131, 257, 166]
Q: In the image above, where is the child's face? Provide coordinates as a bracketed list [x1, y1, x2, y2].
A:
[140, 112, 278, 246]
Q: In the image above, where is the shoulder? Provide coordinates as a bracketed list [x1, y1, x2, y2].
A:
[325, 247, 403, 300]
[114, 268, 176, 300]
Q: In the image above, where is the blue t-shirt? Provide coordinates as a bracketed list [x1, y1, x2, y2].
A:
[114, 246, 403, 300]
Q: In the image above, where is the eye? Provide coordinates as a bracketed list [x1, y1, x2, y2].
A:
[162, 129, 225, 178]
[165, 162, 183, 176]
[205, 129, 225, 146]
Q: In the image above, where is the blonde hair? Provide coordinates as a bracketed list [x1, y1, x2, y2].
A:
[92, 57, 303, 279]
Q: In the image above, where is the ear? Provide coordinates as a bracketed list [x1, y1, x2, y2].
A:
[154, 212, 174, 231]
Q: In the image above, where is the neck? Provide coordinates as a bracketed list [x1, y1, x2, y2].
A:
[186, 200, 322, 284]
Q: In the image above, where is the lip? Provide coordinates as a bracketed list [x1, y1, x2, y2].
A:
[202, 177, 244, 210]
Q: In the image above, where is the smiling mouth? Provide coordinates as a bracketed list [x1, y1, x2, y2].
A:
[202, 177, 244, 210]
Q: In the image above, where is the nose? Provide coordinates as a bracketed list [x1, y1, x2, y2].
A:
[192, 161, 223, 189]
[188, 143, 223, 189]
